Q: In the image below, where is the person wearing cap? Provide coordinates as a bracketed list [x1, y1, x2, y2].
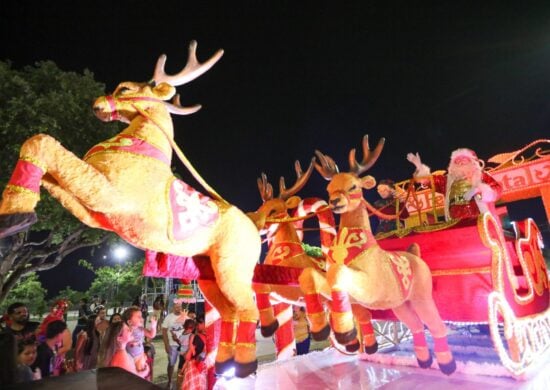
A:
[407, 148, 502, 221]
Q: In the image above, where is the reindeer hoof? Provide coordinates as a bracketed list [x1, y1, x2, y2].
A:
[345, 340, 360, 353]
[364, 340, 379, 354]
[234, 359, 258, 378]
[311, 324, 331, 341]
[0, 212, 37, 239]
[260, 320, 279, 338]
[215, 358, 235, 375]
[417, 354, 433, 369]
[438, 358, 457, 376]
[334, 327, 357, 345]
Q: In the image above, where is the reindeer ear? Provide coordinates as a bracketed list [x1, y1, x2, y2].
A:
[361, 175, 376, 190]
[285, 196, 301, 209]
[152, 82, 176, 100]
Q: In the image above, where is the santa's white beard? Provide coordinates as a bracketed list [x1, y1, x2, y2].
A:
[448, 163, 481, 184]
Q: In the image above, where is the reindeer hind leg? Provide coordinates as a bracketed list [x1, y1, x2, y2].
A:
[409, 298, 456, 375]
[198, 280, 238, 375]
[392, 302, 433, 369]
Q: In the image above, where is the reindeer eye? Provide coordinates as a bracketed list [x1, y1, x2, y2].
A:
[269, 209, 277, 216]
[118, 87, 131, 94]
[349, 185, 357, 191]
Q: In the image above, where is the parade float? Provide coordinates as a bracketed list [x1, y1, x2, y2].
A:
[143, 138, 550, 381]
[0, 39, 548, 386]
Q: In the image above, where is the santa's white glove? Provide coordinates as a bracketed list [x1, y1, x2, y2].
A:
[407, 152, 431, 178]
[406, 152, 423, 170]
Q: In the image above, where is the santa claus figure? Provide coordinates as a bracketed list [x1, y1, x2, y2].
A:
[407, 148, 502, 221]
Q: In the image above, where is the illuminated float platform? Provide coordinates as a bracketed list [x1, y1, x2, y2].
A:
[214, 347, 550, 389]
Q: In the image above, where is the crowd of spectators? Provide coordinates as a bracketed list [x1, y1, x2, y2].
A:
[0, 294, 213, 389]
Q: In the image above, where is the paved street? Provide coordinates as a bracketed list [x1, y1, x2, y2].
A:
[151, 329, 329, 386]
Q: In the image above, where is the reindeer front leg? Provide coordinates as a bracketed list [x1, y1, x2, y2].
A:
[253, 283, 279, 337]
[326, 264, 358, 345]
[298, 267, 331, 341]
[351, 304, 378, 354]
[0, 134, 119, 237]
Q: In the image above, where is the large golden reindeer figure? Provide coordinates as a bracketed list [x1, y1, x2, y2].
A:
[250, 159, 335, 358]
[299, 135, 456, 375]
[0, 41, 261, 378]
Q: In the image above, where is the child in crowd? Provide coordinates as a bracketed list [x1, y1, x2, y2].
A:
[181, 316, 208, 390]
[176, 319, 196, 371]
[16, 337, 40, 383]
[123, 306, 157, 380]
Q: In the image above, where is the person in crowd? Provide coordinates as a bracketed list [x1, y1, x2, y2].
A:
[110, 312, 123, 324]
[36, 300, 72, 357]
[89, 295, 101, 313]
[140, 295, 149, 325]
[152, 295, 165, 332]
[16, 336, 40, 383]
[0, 331, 17, 386]
[31, 320, 67, 378]
[4, 302, 39, 341]
[373, 179, 409, 234]
[162, 301, 189, 389]
[0, 312, 7, 331]
[75, 315, 100, 371]
[176, 319, 196, 372]
[144, 336, 156, 382]
[122, 306, 157, 380]
[95, 307, 110, 341]
[99, 321, 148, 378]
[407, 148, 502, 222]
[187, 309, 197, 321]
[292, 306, 311, 355]
[73, 298, 92, 347]
[180, 315, 208, 390]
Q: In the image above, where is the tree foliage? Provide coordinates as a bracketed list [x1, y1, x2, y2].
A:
[0, 60, 120, 304]
[0, 272, 47, 316]
[81, 259, 144, 306]
[52, 286, 86, 310]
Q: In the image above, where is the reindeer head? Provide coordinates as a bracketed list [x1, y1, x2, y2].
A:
[315, 135, 384, 214]
[93, 41, 223, 124]
[250, 159, 315, 230]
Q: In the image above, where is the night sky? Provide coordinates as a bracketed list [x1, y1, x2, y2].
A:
[2, 2, 550, 295]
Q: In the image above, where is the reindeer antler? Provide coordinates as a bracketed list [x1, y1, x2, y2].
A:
[278, 158, 315, 200]
[153, 40, 224, 86]
[348, 135, 385, 175]
[257, 173, 274, 202]
[165, 94, 202, 115]
[314, 150, 339, 180]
